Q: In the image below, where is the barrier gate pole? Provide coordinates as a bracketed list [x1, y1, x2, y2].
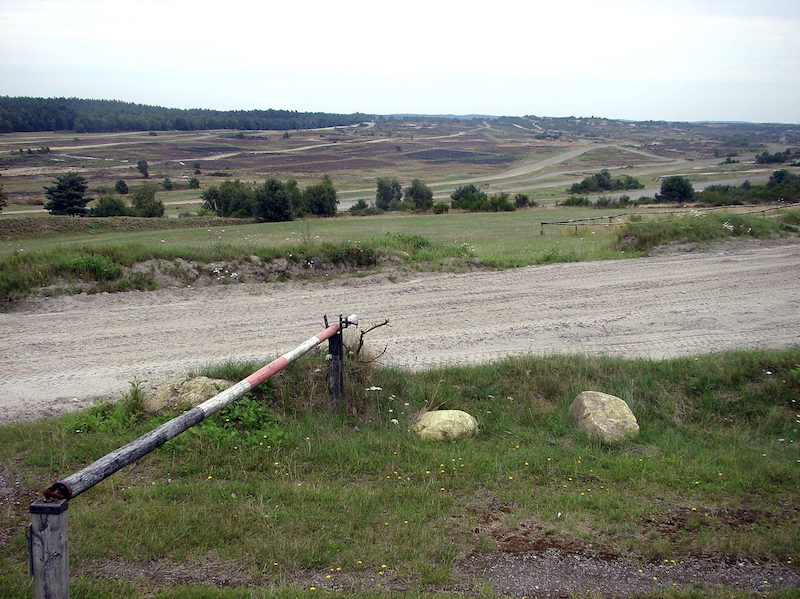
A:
[30, 315, 356, 598]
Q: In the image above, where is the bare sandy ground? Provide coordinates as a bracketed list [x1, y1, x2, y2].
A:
[1, 240, 798, 425]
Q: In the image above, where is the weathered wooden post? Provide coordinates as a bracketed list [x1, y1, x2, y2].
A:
[29, 498, 69, 599]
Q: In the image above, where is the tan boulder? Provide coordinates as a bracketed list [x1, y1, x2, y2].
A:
[569, 391, 639, 444]
[411, 409, 478, 441]
[142, 377, 232, 414]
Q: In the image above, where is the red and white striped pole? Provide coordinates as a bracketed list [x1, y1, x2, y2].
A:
[43, 315, 356, 502]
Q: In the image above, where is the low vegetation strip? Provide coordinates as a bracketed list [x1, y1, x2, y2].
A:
[1, 349, 798, 597]
[2, 208, 798, 310]
[0, 215, 248, 240]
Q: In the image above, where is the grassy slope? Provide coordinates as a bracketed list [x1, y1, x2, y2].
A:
[0, 350, 798, 598]
[3, 206, 798, 310]
[1, 206, 799, 598]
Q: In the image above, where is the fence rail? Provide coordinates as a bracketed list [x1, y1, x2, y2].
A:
[29, 314, 356, 599]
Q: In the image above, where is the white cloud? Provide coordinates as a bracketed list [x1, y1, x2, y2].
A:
[1, 0, 798, 122]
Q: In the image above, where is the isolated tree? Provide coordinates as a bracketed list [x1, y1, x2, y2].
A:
[131, 182, 165, 217]
[301, 174, 338, 217]
[375, 177, 403, 211]
[656, 176, 695, 203]
[0, 184, 7, 213]
[136, 159, 149, 179]
[188, 177, 200, 189]
[253, 178, 293, 222]
[44, 171, 90, 216]
[404, 179, 434, 210]
[114, 179, 129, 194]
[450, 184, 486, 209]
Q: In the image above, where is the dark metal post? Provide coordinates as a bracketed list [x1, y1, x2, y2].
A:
[328, 315, 344, 404]
[29, 499, 69, 599]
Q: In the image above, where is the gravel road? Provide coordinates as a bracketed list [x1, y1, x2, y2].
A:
[1, 240, 798, 425]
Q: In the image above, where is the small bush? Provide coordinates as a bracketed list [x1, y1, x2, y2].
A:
[90, 195, 131, 217]
[348, 199, 370, 215]
[514, 193, 537, 208]
[432, 201, 450, 214]
[560, 196, 591, 207]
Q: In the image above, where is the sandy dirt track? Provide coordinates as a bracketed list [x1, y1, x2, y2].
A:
[1, 241, 798, 424]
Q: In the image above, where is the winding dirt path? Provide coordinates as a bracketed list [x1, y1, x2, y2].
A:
[1, 240, 798, 424]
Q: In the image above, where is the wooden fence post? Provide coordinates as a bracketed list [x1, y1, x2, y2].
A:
[29, 499, 69, 599]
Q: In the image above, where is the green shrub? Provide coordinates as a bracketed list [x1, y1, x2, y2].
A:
[560, 196, 591, 207]
[325, 240, 378, 266]
[780, 208, 800, 226]
[616, 211, 785, 252]
[68, 254, 123, 281]
[90, 195, 131, 217]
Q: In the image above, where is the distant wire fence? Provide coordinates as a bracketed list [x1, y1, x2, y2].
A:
[539, 202, 800, 235]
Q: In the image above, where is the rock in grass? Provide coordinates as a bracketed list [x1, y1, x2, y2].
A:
[143, 377, 232, 414]
[569, 391, 639, 444]
[412, 409, 478, 441]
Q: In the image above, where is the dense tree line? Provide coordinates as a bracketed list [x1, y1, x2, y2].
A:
[755, 148, 794, 164]
[694, 170, 800, 206]
[568, 169, 644, 194]
[0, 97, 368, 133]
[450, 184, 516, 212]
[201, 176, 338, 221]
[644, 172, 799, 206]
[41, 171, 167, 217]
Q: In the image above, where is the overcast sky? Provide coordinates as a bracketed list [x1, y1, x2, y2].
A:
[1, 0, 798, 123]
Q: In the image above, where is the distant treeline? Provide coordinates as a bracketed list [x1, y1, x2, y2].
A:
[0, 97, 369, 133]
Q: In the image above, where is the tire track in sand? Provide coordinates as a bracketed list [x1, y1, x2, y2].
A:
[0, 241, 797, 423]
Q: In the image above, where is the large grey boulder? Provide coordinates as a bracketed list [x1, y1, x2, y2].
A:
[569, 391, 639, 444]
[411, 409, 478, 441]
[142, 377, 232, 414]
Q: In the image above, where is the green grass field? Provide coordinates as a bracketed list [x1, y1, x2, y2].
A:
[1, 349, 798, 598]
[2, 204, 799, 310]
[1, 202, 799, 597]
